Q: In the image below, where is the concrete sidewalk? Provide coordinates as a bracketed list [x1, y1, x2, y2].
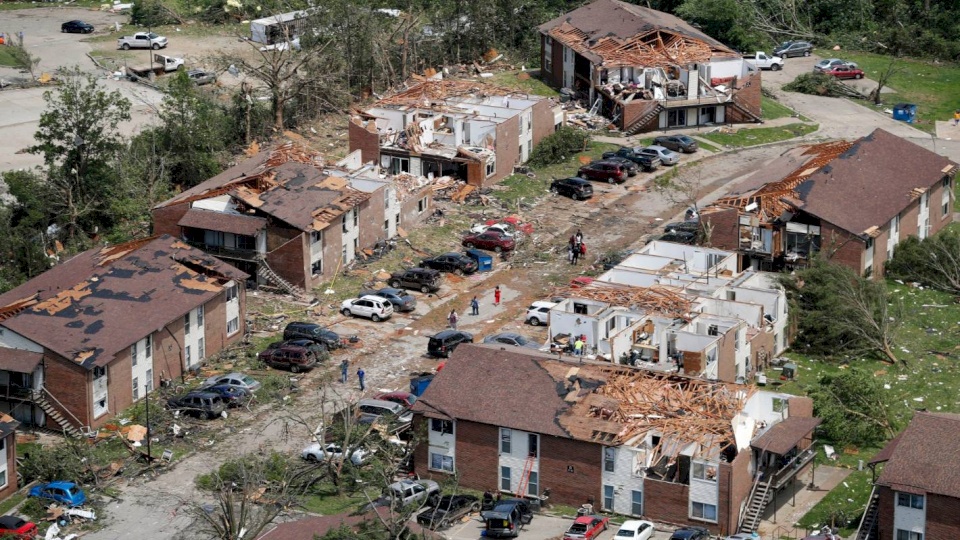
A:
[755, 465, 852, 539]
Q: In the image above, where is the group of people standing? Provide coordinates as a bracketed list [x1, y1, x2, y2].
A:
[568, 229, 586, 265]
[448, 285, 501, 329]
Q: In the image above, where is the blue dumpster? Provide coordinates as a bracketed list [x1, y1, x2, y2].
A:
[410, 374, 434, 397]
[892, 103, 917, 123]
[465, 249, 493, 272]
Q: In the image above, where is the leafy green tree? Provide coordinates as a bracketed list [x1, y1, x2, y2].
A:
[886, 229, 960, 296]
[780, 257, 903, 364]
[4, 31, 40, 80]
[28, 67, 131, 239]
[810, 368, 896, 447]
[528, 126, 590, 168]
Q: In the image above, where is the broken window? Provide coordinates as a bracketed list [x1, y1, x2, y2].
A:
[897, 493, 924, 509]
[528, 434, 539, 457]
[342, 215, 348, 233]
[145, 335, 152, 358]
[631, 490, 643, 516]
[604, 447, 616, 472]
[707, 324, 719, 336]
[431, 419, 453, 434]
[312, 230, 323, 244]
[692, 461, 717, 482]
[311, 260, 323, 277]
[417, 197, 428, 214]
[485, 158, 496, 177]
[772, 397, 787, 413]
[146, 369, 153, 392]
[573, 303, 588, 315]
[131, 342, 138, 366]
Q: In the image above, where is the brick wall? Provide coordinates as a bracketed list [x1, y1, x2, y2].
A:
[490, 117, 521, 186]
[702, 207, 740, 251]
[0, 432, 17, 500]
[154, 317, 185, 383]
[819, 221, 865, 276]
[924, 492, 960, 540]
[348, 119, 381, 164]
[728, 71, 762, 123]
[202, 288, 245, 359]
[426, 419, 500, 492]
[358, 191, 387, 250]
[539, 35, 564, 88]
[400, 188, 432, 229]
[718, 450, 752, 534]
[717, 327, 737, 383]
[104, 348, 134, 430]
[152, 203, 190, 237]
[538, 434, 602, 508]
[644, 477, 691, 528]
[42, 353, 90, 429]
[877, 485, 895, 540]
[265, 233, 309, 289]
[531, 100, 557, 146]
[622, 101, 660, 132]
[748, 329, 775, 372]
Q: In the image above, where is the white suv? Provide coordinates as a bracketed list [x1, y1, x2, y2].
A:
[525, 301, 556, 326]
[341, 295, 394, 321]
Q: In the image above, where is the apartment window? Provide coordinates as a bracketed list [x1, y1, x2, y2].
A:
[735, 329, 742, 351]
[236, 235, 255, 251]
[708, 324, 719, 336]
[631, 490, 643, 516]
[486, 158, 496, 177]
[131, 342, 138, 366]
[311, 230, 323, 244]
[145, 335, 152, 358]
[500, 466, 511, 491]
[184, 312, 191, 335]
[431, 419, 453, 434]
[772, 397, 787, 413]
[691, 502, 718, 521]
[132, 377, 139, 401]
[384, 188, 391, 208]
[353, 208, 359, 228]
[528, 434, 539, 457]
[500, 428, 512, 454]
[225, 284, 238, 302]
[311, 260, 323, 276]
[527, 471, 539, 496]
[384, 219, 389, 233]
[389, 157, 410, 175]
[603, 447, 616, 472]
[227, 317, 240, 336]
[602, 485, 614, 511]
[198, 337, 205, 360]
[417, 196, 429, 214]
[692, 461, 717, 482]
[185, 345, 192, 365]
[668, 109, 687, 127]
[943, 176, 952, 218]
[0, 469, 7, 489]
[94, 366, 107, 379]
[342, 215, 348, 233]
[197, 305, 204, 327]
[543, 37, 553, 73]
[896, 531, 923, 540]
[146, 369, 153, 392]
[430, 453, 454, 472]
[897, 492, 924, 509]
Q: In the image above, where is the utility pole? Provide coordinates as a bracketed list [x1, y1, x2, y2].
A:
[145, 385, 152, 460]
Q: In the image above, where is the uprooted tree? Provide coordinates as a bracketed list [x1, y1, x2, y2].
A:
[810, 368, 897, 447]
[780, 256, 903, 365]
[885, 227, 960, 296]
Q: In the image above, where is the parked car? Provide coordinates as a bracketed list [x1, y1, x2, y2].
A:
[563, 515, 609, 540]
[822, 65, 865, 79]
[201, 372, 261, 393]
[356, 398, 414, 426]
[417, 494, 481, 529]
[483, 332, 541, 350]
[664, 221, 701, 234]
[389, 268, 444, 293]
[420, 252, 479, 275]
[653, 135, 699, 153]
[613, 520, 655, 540]
[550, 177, 594, 200]
[597, 156, 640, 176]
[0, 515, 37, 539]
[726, 534, 764, 540]
[167, 391, 227, 419]
[773, 40, 813, 57]
[578, 160, 628, 184]
[602, 147, 661, 171]
[283, 322, 342, 350]
[814, 58, 857, 72]
[301, 442, 372, 465]
[427, 330, 474, 358]
[375, 391, 417, 408]
[29, 481, 86, 507]
[61, 20, 94, 33]
[482, 499, 533, 538]
[341, 295, 394, 321]
[204, 384, 251, 407]
[369, 479, 440, 509]
[462, 231, 516, 253]
[525, 300, 557, 326]
[264, 339, 329, 361]
[469, 223, 517, 237]
[258, 344, 318, 373]
[669, 527, 711, 540]
[639, 145, 681, 165]
[358, 287, 417, 312]
[187, 69, 217, 85]
[647, 230, 697, 245]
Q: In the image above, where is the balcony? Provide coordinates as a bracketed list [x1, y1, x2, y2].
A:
[183, 240, 261, 262]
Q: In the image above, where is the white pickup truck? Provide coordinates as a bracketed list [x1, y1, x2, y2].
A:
[117, 32, 168, 50]
[744, 51, 784, 71]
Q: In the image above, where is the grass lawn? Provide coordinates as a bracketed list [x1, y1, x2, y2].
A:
[0, 47, 18, 67]
[695, 139, 720, 153]
[818, 50, 960, 133]
[488, 70, 559, 97]
[761, 95, 798, 120]
[701, 123, 818, 148]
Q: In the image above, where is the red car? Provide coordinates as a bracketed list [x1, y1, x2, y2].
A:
[823, 65, 864, 79]
[462, 231, 516, 253]
[375, 391, 417, 408]
[578, 160, 628, 184]
[563, 515, 609, 540]
[0, 515, 38, 539]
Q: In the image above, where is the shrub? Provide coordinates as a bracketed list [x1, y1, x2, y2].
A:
[527, 127, 590, 168]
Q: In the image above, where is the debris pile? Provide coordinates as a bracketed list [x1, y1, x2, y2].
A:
[552, 281, 694, 320]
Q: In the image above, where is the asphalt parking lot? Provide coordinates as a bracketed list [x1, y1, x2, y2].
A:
[440, 512, 678, 540]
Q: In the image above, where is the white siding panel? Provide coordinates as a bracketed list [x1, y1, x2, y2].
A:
[600, 446, 646, 516]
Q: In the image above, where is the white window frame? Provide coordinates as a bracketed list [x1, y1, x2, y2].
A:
[631, 490, 643, 516]
[602, 485, 614, 511]
[417, 196, 429, 214]
[897, 492, 924, 509]
[227, 317, 240, 336]
[184, 312, 191, 336]
[603, 447, 616, 472]
[691, 501, 718, 522]
[486, 157, 496, 177]
[197, 305, 204, 327]
[500, 428, 512, 454]
[500, 466, 511, 491]
[431, 419, 453, 434]
[430, 453, 454, 472]
[132, 377, 139, 401]
[692, 461, 718, 482]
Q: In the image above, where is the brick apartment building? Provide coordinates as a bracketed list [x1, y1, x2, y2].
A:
[350, 79, 560, 187]
[859, 411, 960, 540]
[0, 414, 18, 500]
[0, 236, 247, 434]
[537, 0, 763, 135]
[702, 129, 957, 277]
[153, 143, 434, 292]
[412, 344, 819, 534]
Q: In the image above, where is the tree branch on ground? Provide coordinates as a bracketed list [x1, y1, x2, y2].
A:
[5, 31, 40, 80]
[885, 228, 960, 295]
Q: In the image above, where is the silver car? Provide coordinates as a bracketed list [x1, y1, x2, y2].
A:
[201, 372, 261, 393]
[639, 145, 680, 165]
[813, 58, 857, 72]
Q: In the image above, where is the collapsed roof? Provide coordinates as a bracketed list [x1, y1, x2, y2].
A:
[538, 0, 737, 68]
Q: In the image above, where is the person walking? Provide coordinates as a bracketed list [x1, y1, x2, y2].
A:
[571, 244, 580, 265]
[340, 358, 349, 384]
[357, 367, 365, 391]
[954, 109, 960, 127]
[470, 296, 479, 316]
[494, 285, 501, 306]
[448, 309, 459, 330]
[575, 229, 583, 245]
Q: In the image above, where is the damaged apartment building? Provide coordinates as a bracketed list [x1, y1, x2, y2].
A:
[538, 0, 762, 135]
[0, 236, 247, 435]
[153, 143, 436, 294]
[701, 128, 957, 277]
[349, 79, 561, 187]
[547, 241, 788, 384]
[412, 344, 820, 535]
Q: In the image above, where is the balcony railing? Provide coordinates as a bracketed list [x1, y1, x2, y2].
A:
[183, 240, 261, 261]
[769, 445, 817, 490]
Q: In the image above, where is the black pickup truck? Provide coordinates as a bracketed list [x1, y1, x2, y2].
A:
[602, 147, 661, 172]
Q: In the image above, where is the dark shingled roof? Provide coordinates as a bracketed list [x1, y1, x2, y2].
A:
[0, 235, 246, 369]
[751, 416, 821, 455]
[876, 412, 960, 498]
[0, 413, 18, 439]
[178, 208, 267, 236]
[0, 348, 43, 374]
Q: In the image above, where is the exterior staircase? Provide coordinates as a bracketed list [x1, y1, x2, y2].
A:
[729, 100, 764, 123]
[740, 477, 773, 533]
[256, 258, 309, 301]
[33, 389, 84, 437]
[625, 103, 664, 135]
[854, 485, 881, 540]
